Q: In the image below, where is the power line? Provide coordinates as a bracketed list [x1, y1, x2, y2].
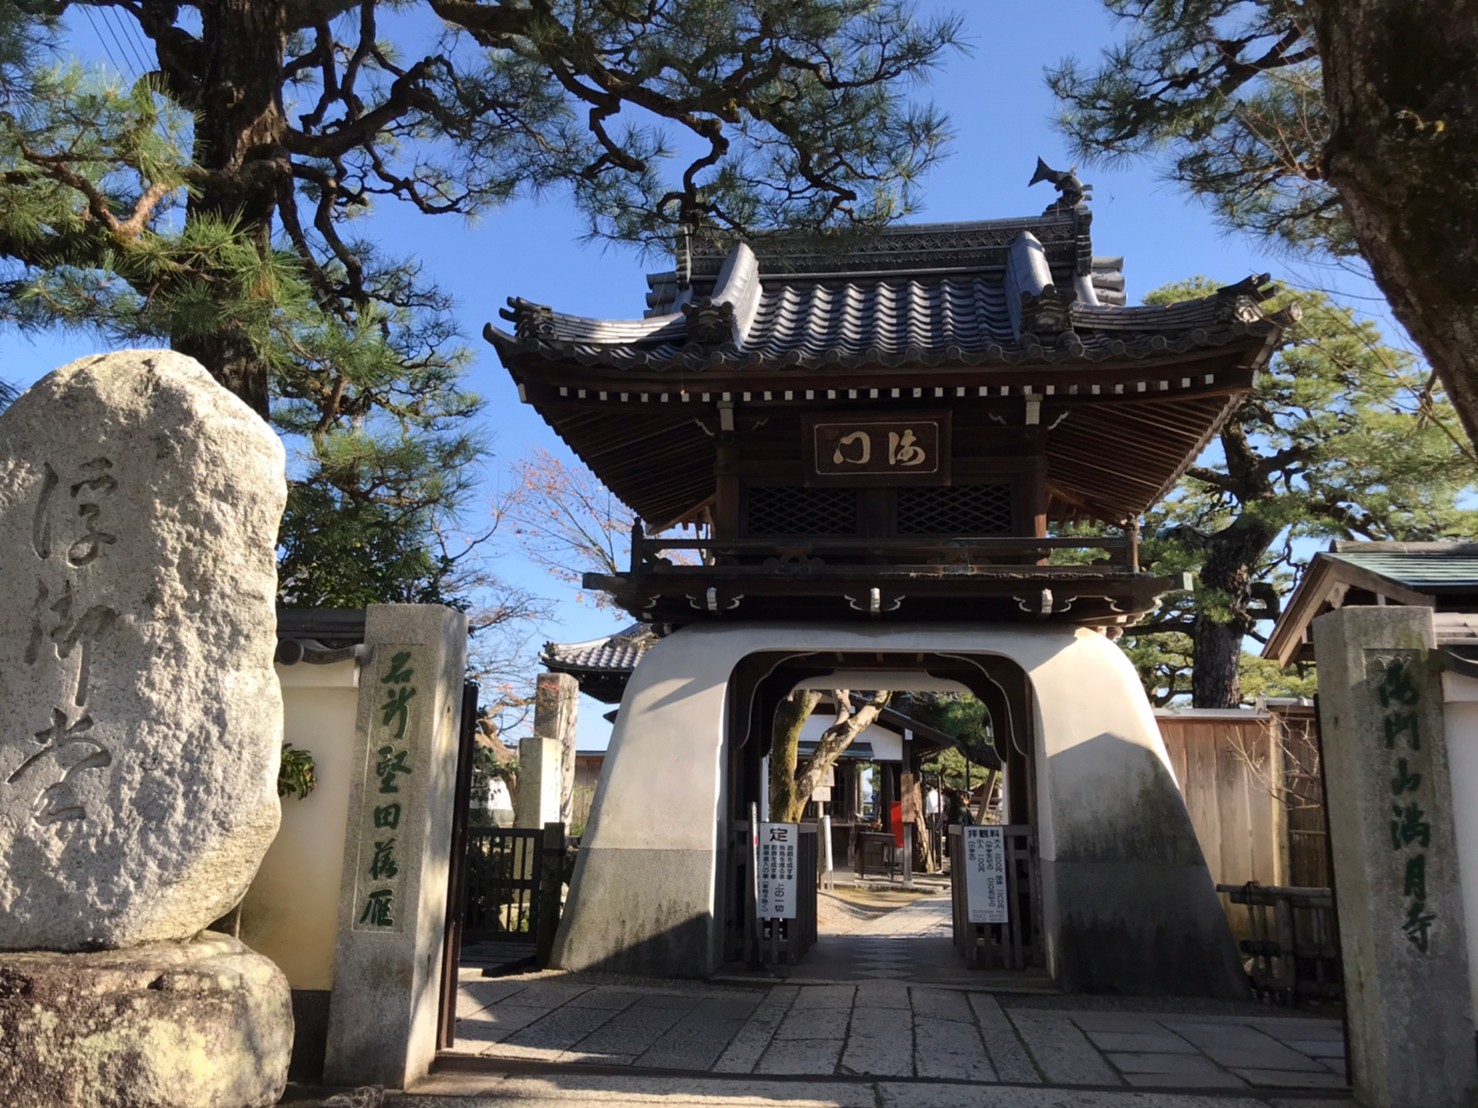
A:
[96, 7, 144, 82]
[78, 4, 136, 82]
[76, 5, 129, 80]
[107, 7, 154, 78]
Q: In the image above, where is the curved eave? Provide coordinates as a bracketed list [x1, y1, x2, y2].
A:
[484, 318, 1282, 376]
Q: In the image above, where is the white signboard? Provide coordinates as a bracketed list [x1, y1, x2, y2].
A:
[758, 822, 799, 920]
[963, 826, 1009, 924]
[810, 785, 832, 803]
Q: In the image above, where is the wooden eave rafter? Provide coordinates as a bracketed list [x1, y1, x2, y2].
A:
[505, 341, 1262, 401]
[509, 344, 1263, 528]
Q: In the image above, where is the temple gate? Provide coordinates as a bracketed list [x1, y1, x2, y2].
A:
[487, 170, 1290, 996]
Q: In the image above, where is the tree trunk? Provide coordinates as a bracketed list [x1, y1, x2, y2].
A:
[773, 691, 889, 823]
[175, 0, 290, 415]
[1311, 0, 1478, 449]
[1190, 421, 1282, 708]
[901, 769, 938, 873]
[1191, 616, 1245, 709]
[769, 690, 820, 822]
[1191, 518, 1278, 708]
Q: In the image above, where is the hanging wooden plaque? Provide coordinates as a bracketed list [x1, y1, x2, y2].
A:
[805, 411, 951, 485]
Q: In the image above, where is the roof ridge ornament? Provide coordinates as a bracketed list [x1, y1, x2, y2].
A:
[1212, 273, 1303, 327]
[500, 296, 555, 343]
[1029, 157, 1092, 213]
[681, 296, 739, 347]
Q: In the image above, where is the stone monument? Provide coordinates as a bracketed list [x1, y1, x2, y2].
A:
[1314, 606, 1478, 1108]
[0, 351, 293, 1108]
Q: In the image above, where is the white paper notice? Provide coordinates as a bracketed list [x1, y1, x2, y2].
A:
[758, 822, 799, 920]
[963, 826, 1009, 924]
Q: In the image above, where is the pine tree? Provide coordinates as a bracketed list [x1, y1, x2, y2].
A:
[1, 1, 958, 617]
[1047, 0, 1478, 452]
[1122, 281, 1478, 707]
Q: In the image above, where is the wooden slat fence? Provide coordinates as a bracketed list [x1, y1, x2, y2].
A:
[1157, 707, 1339, 1007]
[463, 827, 548, 944]
[1156, 707, 1331, 937]
[948, 824, 1042, 970]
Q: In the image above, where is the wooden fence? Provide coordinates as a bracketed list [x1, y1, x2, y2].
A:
[1156, 706, 1330, 909]
[462, 823, 565, 963]
[1219, 882, 1341, 1006]
[1156, 705, 1339, 1006]
[948, 824, 1042, 970]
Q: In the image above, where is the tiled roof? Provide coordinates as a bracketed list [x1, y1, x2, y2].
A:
[1324, 545, 1478, 591]
[486, 215, 1287, 373]
[1263, 542, 1478, 666]
[541, 624, 656, 675]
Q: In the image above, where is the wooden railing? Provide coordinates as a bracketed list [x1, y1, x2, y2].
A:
[948, 824, 1043, 971]
[628, 527, 1140, 574]
[1219, 882, 1342, 1006]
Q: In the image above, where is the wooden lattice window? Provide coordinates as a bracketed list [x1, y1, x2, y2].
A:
[895, 484, 1013, 536]
[746, 486, 858, 536]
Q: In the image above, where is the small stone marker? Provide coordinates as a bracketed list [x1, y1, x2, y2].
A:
[0, 350, 287, 951]
[514, 734, 563, 829]
[532, 671, 579, 826]
[1314, 606, 1478, 1108]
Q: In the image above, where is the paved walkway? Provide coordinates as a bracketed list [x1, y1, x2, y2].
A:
[775, 889, 1049, 988]
[421, 888, 1347, 1106]
[450, 972, 1344, 1093]
[385, 1073, 1350, 1108]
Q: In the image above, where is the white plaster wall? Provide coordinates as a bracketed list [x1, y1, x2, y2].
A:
[578, 622, 1173, 904]
[238, 657, 359, 989]
[797, 714, 903, 762]
[1442, 671, 1478, 1020]
[1026, 629, 1178, 862]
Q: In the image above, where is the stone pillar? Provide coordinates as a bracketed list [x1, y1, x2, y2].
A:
[515, 735, 563, 829]
[322, 604, 467, 1090]
[1313, 607, 1477, 1108]
[532, 672, 579, 827]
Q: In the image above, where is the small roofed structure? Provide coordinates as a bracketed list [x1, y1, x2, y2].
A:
[541, 624, 659, 704]
[487, 197, 1291, 631]
[1264, 542, 1478, 667]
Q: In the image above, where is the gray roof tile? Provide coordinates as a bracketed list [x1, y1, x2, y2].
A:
[541, 623, 657, 674]
[489, 218, 1284, 372]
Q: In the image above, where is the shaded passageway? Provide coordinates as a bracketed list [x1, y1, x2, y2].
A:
[778, 883, 1052, 990]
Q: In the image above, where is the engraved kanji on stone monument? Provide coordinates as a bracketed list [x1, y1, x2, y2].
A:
[0, 350, 287, 950]
[8, 454, 125, 827]
[351, 647, 420, 933]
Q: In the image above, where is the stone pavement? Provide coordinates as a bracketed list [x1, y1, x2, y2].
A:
[781, 885, 1050, 987]
[449, 972, 1345, 1095]
[412, 886, 1348, 1107]
[448, 888, 1344, 1096]
[382, 1072, 1351, 1108]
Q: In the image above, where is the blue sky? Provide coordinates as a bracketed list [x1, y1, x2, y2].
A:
[2, 2, 1388, 747]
